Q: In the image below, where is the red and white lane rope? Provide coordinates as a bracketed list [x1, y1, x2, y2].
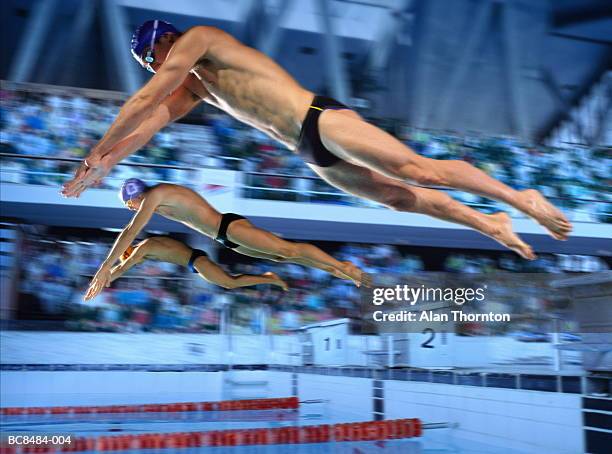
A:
[0, 418, 425, 453]
[1, 397, 299, 416]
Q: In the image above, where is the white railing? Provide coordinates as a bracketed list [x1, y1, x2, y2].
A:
[1, 153, 610, 223]
[239, 171, 611, 224]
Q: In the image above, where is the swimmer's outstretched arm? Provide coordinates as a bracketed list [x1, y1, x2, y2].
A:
[85, 191, 161, 301]
[103, 87, 202, 166]
[89, 28, 213, 157]
[62, 86, 202, 198]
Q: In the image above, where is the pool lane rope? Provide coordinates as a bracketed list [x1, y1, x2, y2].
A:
[1, 397, 300, 416]
[1, 418, 426, 452]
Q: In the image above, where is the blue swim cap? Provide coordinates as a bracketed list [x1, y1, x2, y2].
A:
[130, 20, 180, 67]
[120, 178, 148, 203]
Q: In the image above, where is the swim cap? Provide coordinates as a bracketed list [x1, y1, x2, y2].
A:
[121, 245, 135, 262]
[131, 20, 180, 67]
[120, 178, 148, 203]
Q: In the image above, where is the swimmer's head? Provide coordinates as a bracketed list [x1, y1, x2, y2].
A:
[121, 245, 135, 263]
[119, 178, 148, 210]
[131, 20, 181, 73]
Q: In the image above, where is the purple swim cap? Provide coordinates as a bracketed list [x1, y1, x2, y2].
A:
[120, 178, 148, 203]
[130, 19, 179, 66]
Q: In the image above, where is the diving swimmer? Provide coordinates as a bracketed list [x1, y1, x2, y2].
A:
[62, 20, 573, 260]
[92, 236, 288, 301]
[84, 179, 368, 300]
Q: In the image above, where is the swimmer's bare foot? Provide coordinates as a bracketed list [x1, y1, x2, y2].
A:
[361, 272, 374, 288]
[340, 261, 367, 288]
[263, 272, 289, 291]
[485, 212, 536, 260]
[328, 261, 366, 287]
[517, 189, 572, 240]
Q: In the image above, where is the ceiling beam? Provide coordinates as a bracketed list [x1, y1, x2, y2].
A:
[431, 0, 492, 129]
[100, 0, 141, 94]
[408, 0, 436, 127]
[591, 73, 612, 146]
[551, 2, 612, 28]
[501, 1, 529, 141]
[537, 50, 612, 143]
[366, 0, 414, 74]
[58, 0, 98, 86]
[316, 0, 352, 103]
[257, 0, 295, 58]
[549, 31, 612, 47]
[234, 0, 265, 46]
[8, 0, 58, 83]
[539, 68, 587, 142]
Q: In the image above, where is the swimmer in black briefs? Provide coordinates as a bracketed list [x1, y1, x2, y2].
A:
[85, 179, 369, 301]
[215, 213, 246, 249]
[109, 236, 287, 290]
[66, 22, 572, 261]
[296, 96, 347, 168]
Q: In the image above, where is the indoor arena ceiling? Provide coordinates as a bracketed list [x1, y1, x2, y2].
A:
[1, 0, 611, 141]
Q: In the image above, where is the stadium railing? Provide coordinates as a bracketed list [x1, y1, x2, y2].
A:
[1, 153, 610, 224]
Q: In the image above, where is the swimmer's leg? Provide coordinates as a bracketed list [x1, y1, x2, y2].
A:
[235, 245, 371, 286]
[318, 110, 572, 240]
[228, 221, 366, 287]
[193, 255, 287, 290]
[313, 161, 536, 260]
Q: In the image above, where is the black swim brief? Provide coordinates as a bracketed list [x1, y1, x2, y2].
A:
[187, 248, 208, 273]
[296, 95, 350, 167]
[215, 213, 246, 249]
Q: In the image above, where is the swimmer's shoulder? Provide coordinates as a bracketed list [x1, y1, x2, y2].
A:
[180, 26, 237, 46]
[148, 182, 176, 194]
[141, 183, 177, 205]
[151, 183, 203, 203]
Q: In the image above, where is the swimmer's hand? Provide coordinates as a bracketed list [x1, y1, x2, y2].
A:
[84, 267, 111, 301]
[61, 154, 112, 198]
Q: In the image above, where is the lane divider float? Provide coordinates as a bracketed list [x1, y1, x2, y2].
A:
[0, 397, 300, 416]
[0, 418, 429, 452]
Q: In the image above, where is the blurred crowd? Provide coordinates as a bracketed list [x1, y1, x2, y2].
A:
[1, 85, 610, 222]
[0, 87, 220, 188]
[17, 233, 195, 333]
[14, 231, 609, 334]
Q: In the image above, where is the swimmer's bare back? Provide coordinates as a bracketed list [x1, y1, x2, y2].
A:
[182, 28, 314, 149]
[145, 184, 223, 238]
